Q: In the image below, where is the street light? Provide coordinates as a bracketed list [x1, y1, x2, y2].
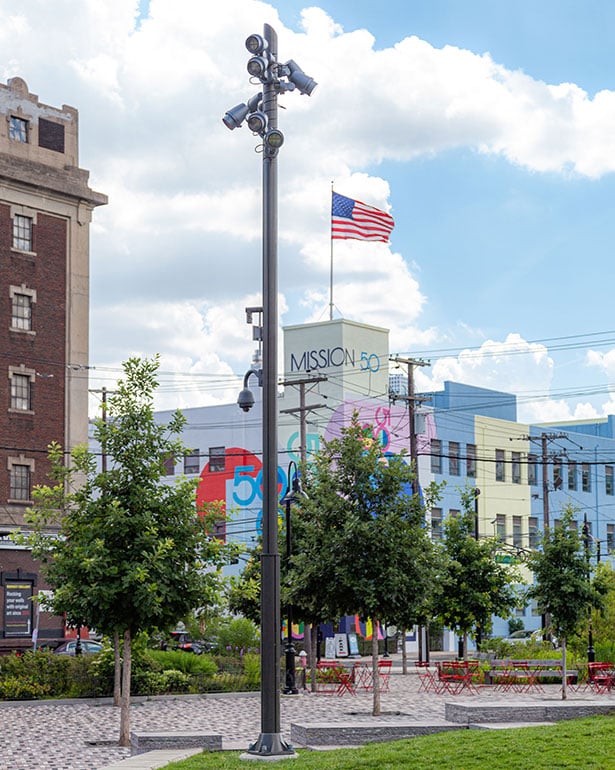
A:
[582, 513, 595, 663]
[226, 23, 316, 760]
[281, 461, 306, 695]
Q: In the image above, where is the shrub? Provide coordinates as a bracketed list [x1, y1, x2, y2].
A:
[0, 676, 50, 700]
[216, 617, 260, 655]
[148, 649, 217, 676]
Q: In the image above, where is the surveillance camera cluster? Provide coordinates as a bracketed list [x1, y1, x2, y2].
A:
[223, 30, 317, 155]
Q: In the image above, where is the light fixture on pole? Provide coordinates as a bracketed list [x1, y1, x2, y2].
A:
[281, 461, 306, 696]
[582, 513, 595, 663]
[225, 23, 316, 760]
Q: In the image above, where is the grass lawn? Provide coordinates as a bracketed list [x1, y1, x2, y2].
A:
[163, 715, 615, 769]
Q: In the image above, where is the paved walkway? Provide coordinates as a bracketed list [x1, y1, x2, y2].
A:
[0, 662, 612, 770]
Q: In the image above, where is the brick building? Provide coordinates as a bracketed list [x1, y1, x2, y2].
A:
[0, 78, 106, 652]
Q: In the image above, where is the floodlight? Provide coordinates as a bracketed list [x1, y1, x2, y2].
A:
[247, 111, 267, 134]
[285, 59, 317, 96]
[222, 102, 249, 130]
[247, 56, 270, 80]
[246, 34, 266, 55]
[265, 128, 284, 149]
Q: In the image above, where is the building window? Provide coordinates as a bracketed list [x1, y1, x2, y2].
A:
[449, 509, 460, 519]
[528, 454, 538, 485]
[162, 455, 175, 476]
[606, 466, 614, 496]
[12, 215, 32, 251]
[553, 460, 563, 491]
[184, 450, 200, 475]
[449, 442, 460, 476]
[495, 513, 506, 541]
[430, 439, 442, 474]
[9, 116, 28, 143]
[607, 524, 615, 554]
[209, 446, 226, 473]
[568, 461, 577, 491]
[9, 372, 32, 411]
[8, 456, 34, 502]
[528, 516, 539, 549]
[430, 507, 442, 541]
[495, 449, 505, 482]
[512, 515, 522, 547]
[582, 463, 591, 493]
[512, 452, 521, 484]
[10, 289, 35, 331]
[466, 444, 477, 478]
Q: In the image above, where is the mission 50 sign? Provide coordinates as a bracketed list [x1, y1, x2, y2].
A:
[289, 346, 380, 373]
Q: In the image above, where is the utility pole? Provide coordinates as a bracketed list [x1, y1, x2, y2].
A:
[389, 356, 430, 666]
[279, 376, 327, 465]
[280, 375, 326, 680]
[389, 356, 430, 496]
[522, 431, 566, 638]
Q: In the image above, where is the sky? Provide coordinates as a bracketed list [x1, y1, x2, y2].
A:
[3, 0, 615, 423]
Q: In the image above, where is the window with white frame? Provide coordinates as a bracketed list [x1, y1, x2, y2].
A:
[512, 515, 522, 547]
[430, 507, 443, 540]
[495, 513, 506, 541]
[9, 116, 28, 143]
[582, 463, 591, 493]
[9, 286, 36, 332]
[606, 465, 614, 496]
[512, 452, 521, 484]
[528, 454, 538, 485]
[495, 449, 505, 482]
[607, 524, 615, 554]
[430, 439, 442, 474]
[8, 456, 34, 502]
[449, 441, 460, 476]
[528, 516, 539, 548]
[12, 214, 32, 251]
[9, 372, 32, 411]
[568, 461, 577, 491]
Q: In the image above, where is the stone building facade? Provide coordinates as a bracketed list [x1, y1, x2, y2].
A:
[0, 78, 106, 652]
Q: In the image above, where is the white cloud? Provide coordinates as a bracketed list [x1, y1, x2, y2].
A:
[1, 0, 613, 414]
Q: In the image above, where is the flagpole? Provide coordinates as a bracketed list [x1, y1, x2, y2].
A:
[329, 181, 334, 321]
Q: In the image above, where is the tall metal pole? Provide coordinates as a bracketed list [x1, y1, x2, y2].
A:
[247, 23, 291, 758]
[225, 24, 315, 758]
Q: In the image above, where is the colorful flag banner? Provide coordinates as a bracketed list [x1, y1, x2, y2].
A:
[331, 191, 395, 243]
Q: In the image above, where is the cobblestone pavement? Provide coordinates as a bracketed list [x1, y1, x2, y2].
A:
[0, 670, 612, 770]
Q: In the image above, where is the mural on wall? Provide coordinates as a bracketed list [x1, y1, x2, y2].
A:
[195, 400, 437, 554]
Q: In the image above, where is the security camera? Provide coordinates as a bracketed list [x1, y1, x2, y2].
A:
[237, 387, 255, 412]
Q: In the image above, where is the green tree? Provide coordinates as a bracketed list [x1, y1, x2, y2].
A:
[24, 356, 236, 745]
[526, 503, 603, 699]
[289, 413, 439, 715]
[433, 487, 519, 658]
[227, 544, 262, 625]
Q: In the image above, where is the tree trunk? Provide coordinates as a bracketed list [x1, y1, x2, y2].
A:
[310, 624, 318, 693]
[113, 631, 121, 707]
[372, 618, 381, 716]
[561, 637, 567, 701]
[401, 627, 407, 675]
[119, 629, 132, 747]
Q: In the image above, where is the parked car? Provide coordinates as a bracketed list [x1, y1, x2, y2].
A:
[53, 640, 103, 656]
[503, 629, 558, 648]
[169, 631, 205, 654]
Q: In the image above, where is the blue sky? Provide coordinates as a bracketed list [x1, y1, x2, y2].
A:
[2, 0, 615, 420]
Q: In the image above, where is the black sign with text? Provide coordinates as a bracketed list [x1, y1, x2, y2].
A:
[4, 581, 32, 637]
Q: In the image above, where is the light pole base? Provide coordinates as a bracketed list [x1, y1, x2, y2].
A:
[241, 733, 298, 761]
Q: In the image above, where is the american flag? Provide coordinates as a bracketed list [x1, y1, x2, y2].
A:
[331, 191, 395, 242]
